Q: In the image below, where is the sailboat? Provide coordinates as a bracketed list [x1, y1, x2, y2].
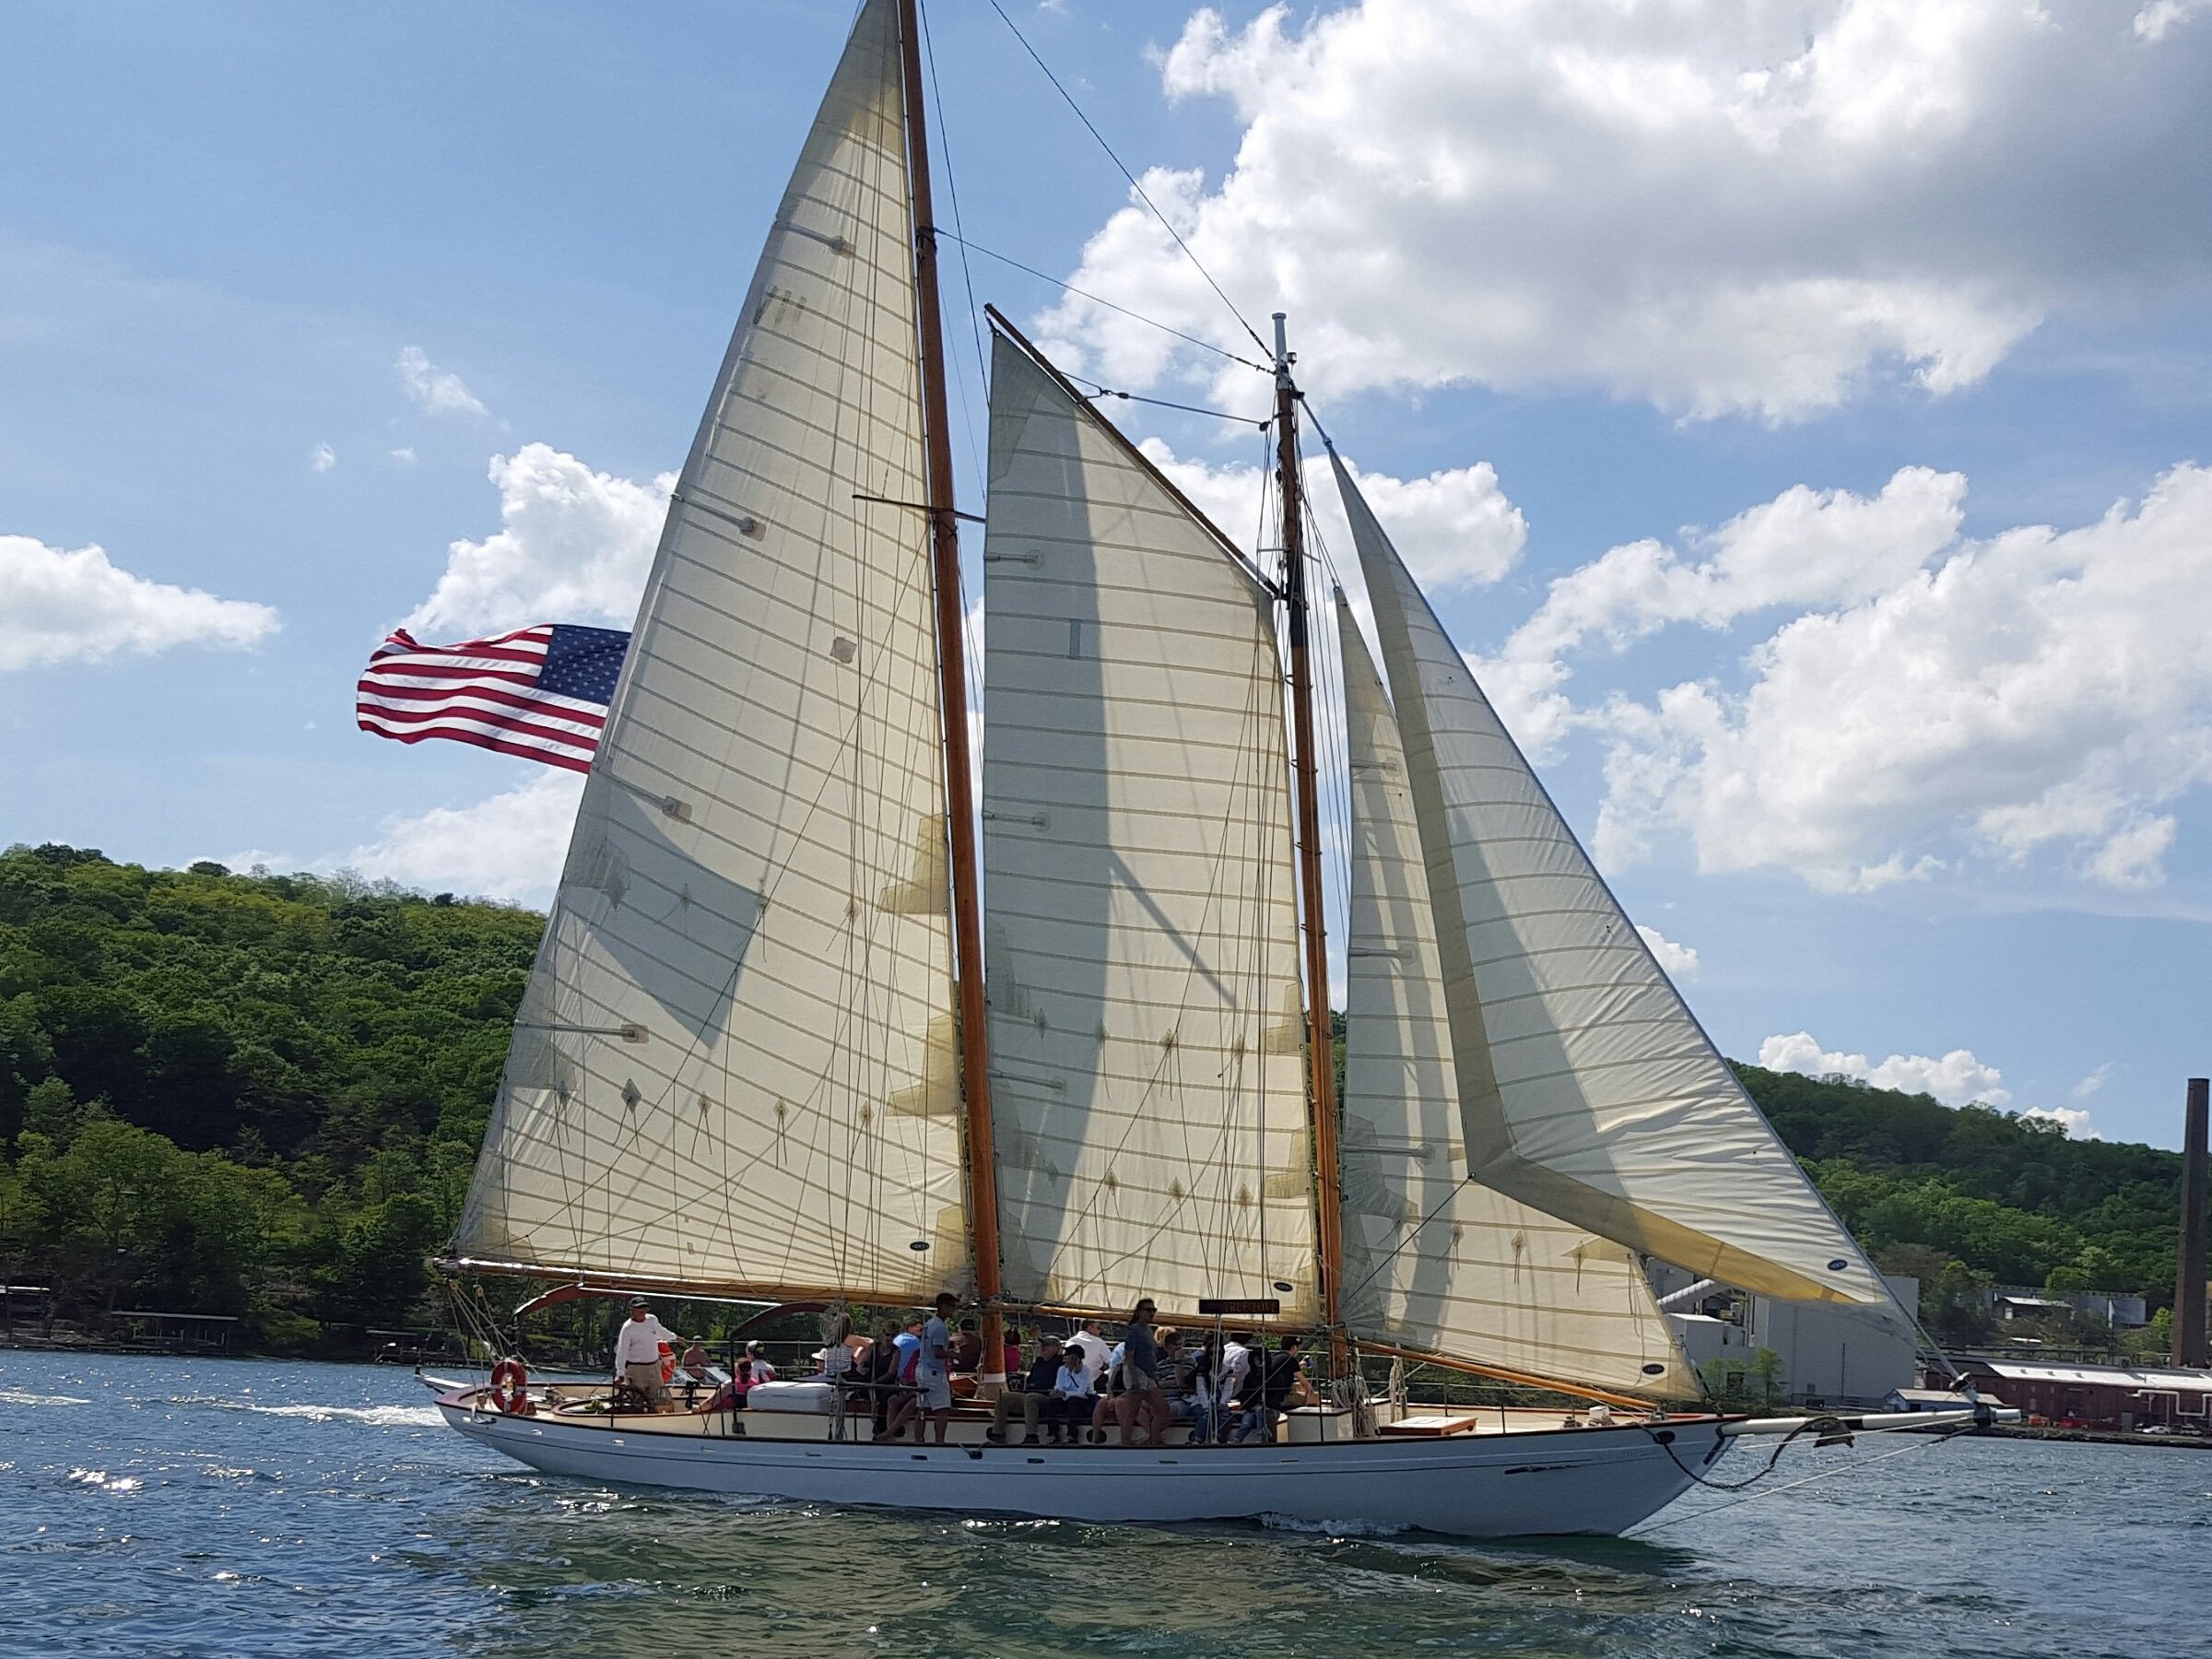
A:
[429, 0, 2010, 1537]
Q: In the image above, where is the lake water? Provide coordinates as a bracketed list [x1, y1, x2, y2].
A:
[0, 1352, 2199, 1657]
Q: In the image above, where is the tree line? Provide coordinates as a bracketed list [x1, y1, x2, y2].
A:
[0, 843, 2192, 1356]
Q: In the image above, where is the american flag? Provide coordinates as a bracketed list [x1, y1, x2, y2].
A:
[356, 623, 630, 773]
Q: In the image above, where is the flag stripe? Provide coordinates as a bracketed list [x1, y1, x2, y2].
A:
[356, 623, 628, 772]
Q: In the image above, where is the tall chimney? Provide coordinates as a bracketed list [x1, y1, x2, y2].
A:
[2177, 1077, 2209, 1369]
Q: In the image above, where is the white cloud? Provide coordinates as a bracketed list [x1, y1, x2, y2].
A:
[1047, 1, 2212, 419]
[1635, 923, 1699, 980]
[0, 535, 279, 672]
[311, 442, 336, 473]
[397, 345, 490, 418]
[1590, 463, 2212, 892]
[403, 443, 674, 637]
[344, 771, 582, 903]
[2136, 2, 2210, 43]
[2070, 1063, 2116, 1100]
[1758, 1030, 2010, 1108]
[390, 447, 418, 465]
[2023, 1104, 2101, 1139]
[230, 770, 584, 907]
[1487, 465, 1965, 758]
[1138, 436, 1524, 593]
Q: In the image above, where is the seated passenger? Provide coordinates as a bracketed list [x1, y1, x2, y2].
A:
[1046, 1341, 1094, 1444]
[857, 1320, 907, 1440]
[1230, 1335, 1304, 1444]
[742, 1340, 776, 1385]
[985, 1335, 1065, 1444]
[949, 1318, 983, 1376]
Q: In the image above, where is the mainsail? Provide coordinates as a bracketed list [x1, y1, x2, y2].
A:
[1335, 597, 1695, 1398]
[1335, 453, 1894, 1310]
[980, 326, 1318, 1320]
[452, 0, 967, 1304]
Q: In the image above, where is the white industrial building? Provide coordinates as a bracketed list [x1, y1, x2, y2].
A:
[1652, 1265, 1923, 1408]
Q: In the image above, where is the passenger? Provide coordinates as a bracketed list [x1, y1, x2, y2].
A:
[949, 1318, 984, 1376]
[612, 1296, 676, 1410]
[986, 1334, 1064, 1444]
[1065, 1318, 1112, 1387]
[1218, 1330, 1255, 1434]
[819, 1308, 856, 1382]
[1087, 1337, 1125, 1444]
[1001, 1324, 1024, 1380]
[861, 1319, 907, 1441]
[1117, 1299, 1170, 1447]
[1178, 1333, 1223, 1443]
[892, 1317, 924, 1380]
[742, 1339, 776, 1385]
[680, 1336, 712, 1382]
[1231, 1334, 1304, 1444]
[1047, 1338, 1095, 1444]
[910, 1290, 958, 1445]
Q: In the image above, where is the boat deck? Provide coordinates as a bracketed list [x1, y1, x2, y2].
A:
[446, 1380, 1694, 1448]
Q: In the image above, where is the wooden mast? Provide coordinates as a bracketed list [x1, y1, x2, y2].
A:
[1273, 313, 1346, 1359]
[898, 0, 1006, 1380]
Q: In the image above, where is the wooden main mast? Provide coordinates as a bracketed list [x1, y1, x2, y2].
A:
[898, 0, 1006, 1378]
[1273, 314, 1346, 1352]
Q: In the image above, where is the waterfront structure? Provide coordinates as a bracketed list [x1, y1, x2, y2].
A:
[1952, 1358, 2212, 1430]
[1658, 1267, 1923, 1407]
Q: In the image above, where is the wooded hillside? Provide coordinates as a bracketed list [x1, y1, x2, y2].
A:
[0, 843, 2187, 1354]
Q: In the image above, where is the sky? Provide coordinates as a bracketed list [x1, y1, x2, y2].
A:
[4, 1, 2209, 1148]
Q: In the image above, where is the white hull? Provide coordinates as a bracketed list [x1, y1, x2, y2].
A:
[436, 1394, 1729, 1538]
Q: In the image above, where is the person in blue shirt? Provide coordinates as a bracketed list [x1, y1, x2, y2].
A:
[912, 1290, 958, 1445]
[1117, 1298, 1171, 1446]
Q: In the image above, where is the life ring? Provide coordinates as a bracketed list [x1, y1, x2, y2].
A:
[658, 1342, 677, 1384]
[488, 1357, 535, 1416]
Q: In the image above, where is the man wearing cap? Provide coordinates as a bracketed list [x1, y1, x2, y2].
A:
[613, 1296, 677, 1409]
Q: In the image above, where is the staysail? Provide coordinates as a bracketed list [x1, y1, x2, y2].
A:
[980, 325, 1318, 1320]
[452, 0, 968, 1303]
[1335, 596, 1695, 1397]
[1335, 453, 1893, 1309]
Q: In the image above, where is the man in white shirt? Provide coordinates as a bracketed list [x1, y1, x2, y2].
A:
[612, 1296, 675, 1409]
[1218, 1332, 1254, 1440]
[1046, 1344, 1094, 1445]
[1065, 1319, 1111, 1386]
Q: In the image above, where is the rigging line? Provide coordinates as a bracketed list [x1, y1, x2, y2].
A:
[1070, 375, 1272, 428]
[919, 0, 990, 495]
[937, 232, 1269, 371]
[984, 0, 1273, 359]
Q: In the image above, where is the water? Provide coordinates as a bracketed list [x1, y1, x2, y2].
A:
[0, 1353, 2200, 1657]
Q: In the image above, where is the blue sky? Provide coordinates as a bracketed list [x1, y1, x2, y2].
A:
[4, 2, 2209, 1147]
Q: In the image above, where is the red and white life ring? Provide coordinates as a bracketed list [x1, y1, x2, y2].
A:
[488, 1357, 535, 1416]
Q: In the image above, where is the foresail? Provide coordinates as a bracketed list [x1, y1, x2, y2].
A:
[1336, 598, 1694, 1399]
[981, 328, 1317, 1321]
[1336, 453, 1892, 1310]
[453, 0, 966, 1303]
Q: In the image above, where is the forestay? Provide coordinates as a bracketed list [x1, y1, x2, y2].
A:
[981, 328, 1317, 1320]
[453, 0, 967, 1303]
[1335, 599, 1694, 1397]
[1335, 454, 1894, 1310]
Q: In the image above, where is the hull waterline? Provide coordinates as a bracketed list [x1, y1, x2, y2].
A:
[436, 1396, 1727, 1538]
